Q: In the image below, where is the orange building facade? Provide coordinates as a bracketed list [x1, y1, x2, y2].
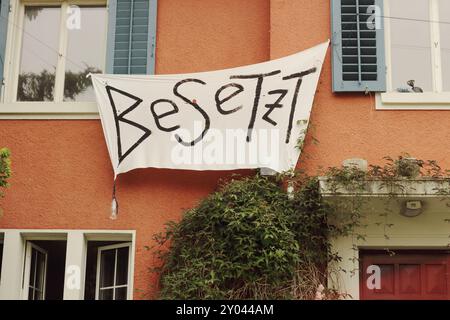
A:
[0, 0, 449, 300]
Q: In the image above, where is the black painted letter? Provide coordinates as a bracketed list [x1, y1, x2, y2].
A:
[150, 99, 180, 132]
[230, 70, 281, 142]
[215, 83, 244, 115]
[173, 78, 210, 146]
[282, 67, 317, 144]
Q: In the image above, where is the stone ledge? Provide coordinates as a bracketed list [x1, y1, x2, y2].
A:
[319, 177, 450, 198]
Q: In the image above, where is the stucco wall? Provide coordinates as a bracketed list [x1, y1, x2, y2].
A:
[1, 0, 450, 299]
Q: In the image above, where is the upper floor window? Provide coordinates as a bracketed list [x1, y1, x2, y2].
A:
[0, 0, 158, 118]
[331, 0, 450, 108]
[380, 0, 450, 108]
[386, 0, 450, 93]
[17, 4, 107, 102]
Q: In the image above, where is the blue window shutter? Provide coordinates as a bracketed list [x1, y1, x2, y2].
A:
[106, 0, 157, 75]
[0, 0, 10, 87]
[331, 0, 386, 92]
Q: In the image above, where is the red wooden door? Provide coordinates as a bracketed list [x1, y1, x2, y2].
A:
[360, 250, 450, 300]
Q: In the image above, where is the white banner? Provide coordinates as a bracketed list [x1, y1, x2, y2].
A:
[91, 41, 329, 177]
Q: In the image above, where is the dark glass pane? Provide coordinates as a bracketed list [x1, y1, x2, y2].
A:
[115, 287, 127, 300]
[29, 249, 37, 287]
[99, 288, 113, 300]
[28, 288, 34, 300]
[34, 289, 44, 300]
[35, 251, 45, 291]
[0, 242, 3, 281]
[115, 247, 129, 286]
[99, 249, 115, 288]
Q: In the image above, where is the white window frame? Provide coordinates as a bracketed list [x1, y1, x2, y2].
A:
[95, 242, 132, 300]
[0, 229, 136, 300]
[0, 236, 4, 284]
[21, 241, 48, 300]
[0, 0, 108, 119]
[377, 0, 450, 110]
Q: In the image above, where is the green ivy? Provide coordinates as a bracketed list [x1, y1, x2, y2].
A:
[0, 148, 11, 197]
[152, 174, 336, 299]
[151, 155, 450, 300]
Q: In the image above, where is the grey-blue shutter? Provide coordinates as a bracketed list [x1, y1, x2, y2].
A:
[106, 0, 157, 74]
[0, 0, 10, 87]
[331, 0, 386, 92]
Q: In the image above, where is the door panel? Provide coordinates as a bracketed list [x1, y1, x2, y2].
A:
[360, 251, 450, 300]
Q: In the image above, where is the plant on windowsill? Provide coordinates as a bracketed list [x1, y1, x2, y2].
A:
[394, 155, 421, 179]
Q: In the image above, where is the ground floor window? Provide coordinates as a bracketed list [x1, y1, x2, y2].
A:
[0, 230, 135, 300]
[0, 233, 4, 283]
[84, 241, 131, 300]
[22, 240, 66, 300]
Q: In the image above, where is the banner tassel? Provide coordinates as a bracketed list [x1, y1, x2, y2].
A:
[110, 179, 118, 220]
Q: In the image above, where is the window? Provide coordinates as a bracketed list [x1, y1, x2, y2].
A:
[21, 240, 67, 300]
[0, 230, 135, 300]
[0, 0, 158, 118]
[388, 0, 433, 92]
[95, 243, 131, 300]
[83, 240, 132, 300]
[16, 4, 107, 102]
[23, 242, 49, 300]
[0, 233, 4, 282]
[379, 0, 450, 108]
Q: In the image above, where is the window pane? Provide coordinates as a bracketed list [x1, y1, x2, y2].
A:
[64, 6, 107, 101]
[439, 0, 450, 91]
[17, 7, 60, 101]
[115, 287, 127, 300]
[99, 249, 115, 288]
[115, 246, 129, 286]
[28, 288, 34, 300]
[35, 250, 46, 292]
[0, 240, 3, 281]
[29, 249, 37, 287]
[34, 289, 44, 300]
[99, 288, 113, 300]
[390, 0, 433, 92]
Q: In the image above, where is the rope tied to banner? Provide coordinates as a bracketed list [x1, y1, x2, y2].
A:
[110, 178, 119, 220]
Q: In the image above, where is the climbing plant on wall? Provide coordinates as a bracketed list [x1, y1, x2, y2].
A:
[150, 155, 450, 300]
[0, 148, 11, 216]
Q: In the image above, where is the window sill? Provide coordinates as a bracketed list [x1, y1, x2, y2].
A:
[0, 102, 100, 119]
[376, 92, 450, 110]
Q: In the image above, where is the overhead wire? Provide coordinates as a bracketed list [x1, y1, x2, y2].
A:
[1, 4, 450, 84]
